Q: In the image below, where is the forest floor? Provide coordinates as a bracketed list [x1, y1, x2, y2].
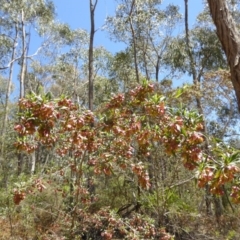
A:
[0, 213, 240, 240]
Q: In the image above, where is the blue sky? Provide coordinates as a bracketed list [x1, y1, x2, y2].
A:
[13, 0, 204, 97]
[52, 0, 204, 53]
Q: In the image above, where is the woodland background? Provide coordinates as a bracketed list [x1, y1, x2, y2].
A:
[1, 0, 240, 239]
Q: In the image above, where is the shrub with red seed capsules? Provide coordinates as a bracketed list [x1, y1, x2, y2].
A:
[13, 82, 240, 206]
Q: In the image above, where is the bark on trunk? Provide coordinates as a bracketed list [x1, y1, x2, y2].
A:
[207, 0, 240, 112]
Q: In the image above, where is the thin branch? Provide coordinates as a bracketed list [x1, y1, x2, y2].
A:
[169, 176, 195, 189]
[0, 45, 43, 70]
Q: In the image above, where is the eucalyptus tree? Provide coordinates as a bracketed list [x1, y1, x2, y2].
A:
[134, 3, 181, 82]
[165, 7, 226, 107]
[89, 0, 98, 111]
[0, 0, 54, 97]
[0, 1, 56, 179]
[105, 0, 181, 82]
[106, 0, 140, 82]
[44, 27, 89, 102]
[0, 0, 55, 163]
[28, 23, 113, 109]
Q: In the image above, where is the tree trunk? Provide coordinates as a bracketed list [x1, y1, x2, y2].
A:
[207, 0, 240, 112]
[128, 0, 140, 83]
[1, 23, 18, 156]
[88, 0, 97, 206]
[17, 10, 28, 175]
[141, 41, 150, 81]
[88, 0, 98, 111]
[184, 0, 203, 115]
[30, 151, 36, 175]
[20, 9, 27, 99]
